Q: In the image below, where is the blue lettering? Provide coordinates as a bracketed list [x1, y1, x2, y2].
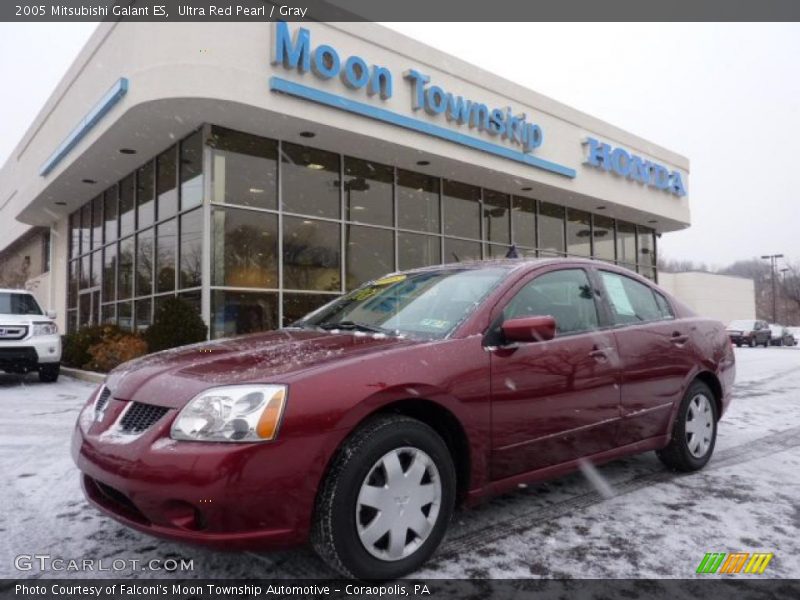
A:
[312, 45, 339, 79]
[424, 86, 448, 116]
[468, 103, 490, 131]
[341, 56, 370, 90]
[522, 124, 543, 152]
[404, 69, 430, 110]
[488, 108, 505, 136]
[610, 147, 631, 177]
[272, 21, 310, 73]
[368, 66, 392, 99]
[446, 95, 472, 123]
[584, 138, 612, 170]
[670, 171, 687, 196]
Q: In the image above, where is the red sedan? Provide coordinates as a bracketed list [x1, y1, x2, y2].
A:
[72, 258, 735, 579]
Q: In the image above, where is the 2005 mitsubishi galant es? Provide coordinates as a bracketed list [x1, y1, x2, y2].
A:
[72, 258, 735, 579]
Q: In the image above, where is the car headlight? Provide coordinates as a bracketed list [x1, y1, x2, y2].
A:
[171, 385, 288, 443]
[32, 322, 58, 336]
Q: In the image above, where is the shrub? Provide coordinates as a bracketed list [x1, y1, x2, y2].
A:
[86, 333, 148, 373]
[144, 296, 207, 352]
[62, 325, 125, 369]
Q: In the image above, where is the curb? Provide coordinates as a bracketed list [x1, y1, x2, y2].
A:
[61, 366, 105, 384]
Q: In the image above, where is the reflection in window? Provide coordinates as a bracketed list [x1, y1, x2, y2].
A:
[180, 131, 204, 210]
[283, 216, 341, 291]
[345, 225, 394, 291]
[638, 226, 655, 266]
[90, 251, 101, 288]
[566, 208, 592, 257]
[68, 260, 78, 308]
[616, 221, 637, 265]
[484, 244, 510, 259]
[444, 238, 481, 263]
[118, 237, 134, 299]
[283, 293, 335, 327]
[211, 207, 277, 288]
[180, 209, 203, 288]
[104, 186, 118, 244]
[593, 214, 615, 261]
[512, 196, 536, 248]
[281, 142, 340, 218]
[102, 245, 116, 303]
[101, 304, 115, 325]
[344, 157, 393, 227]
[119, 174, 135, 238]
[80, 203, 91, 255]
[483, 190, 510, 245]
[91, 196, 103, 250]
[134, 298, 152, 333]
[118, 301, 132, 331]
[398, 232, 440, 270]
[157, 146, 177, 220]
[211, 290, 278, 339]
[69, 212, 80, 259]
[136, 228, 153, 296]
[155, 219, 176, 293]
[397, 169, 439, 233]
[443, 180, 480, 239]
[208, 126, 277, 210]
[80, 255, 90, 289]
[538, 201, 565, 255]
[179, 290, 202, 319]
[137, 161, 155, 229]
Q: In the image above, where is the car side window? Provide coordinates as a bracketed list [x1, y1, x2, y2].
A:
[599, 271, 664, 325]
[503, 269, 599, 335]
[653, 291, 674, 319]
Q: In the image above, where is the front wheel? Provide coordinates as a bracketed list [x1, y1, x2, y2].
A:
[311, 415, 456, 580]
[748, 337, 756, 348]
[657, 381, 717, 472]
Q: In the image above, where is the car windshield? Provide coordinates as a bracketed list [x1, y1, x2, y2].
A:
[295, 267, 510, 339]
[0, 292, 43, 315]
[727, 320, 755, 330]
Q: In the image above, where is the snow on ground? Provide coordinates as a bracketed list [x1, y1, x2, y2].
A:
[1, 347, 799, 579]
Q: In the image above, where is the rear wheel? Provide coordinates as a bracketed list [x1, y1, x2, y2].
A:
[657, 381, 717, 472]
[38, 363, 60, 383]
[311, 415, 456, 580]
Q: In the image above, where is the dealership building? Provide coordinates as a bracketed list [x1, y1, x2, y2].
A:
[0, 21, 692, 338]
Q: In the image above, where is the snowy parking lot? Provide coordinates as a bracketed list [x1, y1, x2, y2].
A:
[1, 347, 799, 580]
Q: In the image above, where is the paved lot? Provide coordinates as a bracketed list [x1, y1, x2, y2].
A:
[1, 347, 799, 579]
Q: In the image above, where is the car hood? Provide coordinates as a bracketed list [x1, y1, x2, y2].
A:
[105, 329, 415, 408]
[0, 314, 44, 325]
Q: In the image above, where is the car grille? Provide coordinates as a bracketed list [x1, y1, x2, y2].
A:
[119, 402, 170, 434]
[0, 325, 28, 340]
[94, 387, 112, 414]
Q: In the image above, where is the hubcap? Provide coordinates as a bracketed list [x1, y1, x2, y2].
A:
[685, 394, 714, 458]
[356, 447, 442, 561]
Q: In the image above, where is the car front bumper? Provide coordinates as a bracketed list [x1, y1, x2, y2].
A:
[0, 334, 61, 369]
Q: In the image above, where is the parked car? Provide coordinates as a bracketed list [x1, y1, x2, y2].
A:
[787, 327, 800, 346]
[0, 288, 61, 382]
[72, 259, 735, 579]
[768, 324, 795, 346]
[726, 319, 771, 347]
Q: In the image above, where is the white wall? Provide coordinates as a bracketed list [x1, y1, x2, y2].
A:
[659, 271, 755, 325]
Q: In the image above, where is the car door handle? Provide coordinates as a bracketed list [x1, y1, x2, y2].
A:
[589, 346, 613, 360]
[670, 333, 689, 345]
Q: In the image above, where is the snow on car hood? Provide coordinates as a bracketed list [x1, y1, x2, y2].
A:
[105, 328, 414, 408]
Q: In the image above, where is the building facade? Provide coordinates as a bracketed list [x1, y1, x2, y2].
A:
[0, 22, 691, 338]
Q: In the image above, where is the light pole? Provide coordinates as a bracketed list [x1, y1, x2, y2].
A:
[780, 267, 789, 323]
[761, 254, 784, 323]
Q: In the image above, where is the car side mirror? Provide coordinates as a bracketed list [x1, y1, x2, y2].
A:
[501, 315, 556, 344]
[46, 310, 57, 320]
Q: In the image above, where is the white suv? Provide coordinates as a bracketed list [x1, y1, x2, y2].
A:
[0, 289, 61, 382]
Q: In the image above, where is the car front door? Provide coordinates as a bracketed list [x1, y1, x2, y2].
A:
[596, 269, 697, 446]
[488, 267, 622, 481]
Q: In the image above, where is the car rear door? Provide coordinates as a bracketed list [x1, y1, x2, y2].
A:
[488, 266, 622, 481]
[594, 269, 696, 446]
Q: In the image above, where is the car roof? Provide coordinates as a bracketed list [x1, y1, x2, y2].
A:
[0, 288, 34, 294]
[396, 256, 613, 276]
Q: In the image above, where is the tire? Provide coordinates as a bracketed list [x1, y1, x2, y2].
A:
[657, 380, 718, 472]
[38, 363, 60, 383]
[748, 337, 756, 348]
[311, 414, 456, 580]
[735, 343, 742, 348]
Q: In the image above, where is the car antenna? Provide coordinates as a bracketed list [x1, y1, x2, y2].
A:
[505, 244, 520, 259]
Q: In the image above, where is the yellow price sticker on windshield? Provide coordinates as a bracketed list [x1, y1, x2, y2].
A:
[373, 274, 407, 286]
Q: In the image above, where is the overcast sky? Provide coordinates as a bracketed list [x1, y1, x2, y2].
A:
[1, 22, 798, 268]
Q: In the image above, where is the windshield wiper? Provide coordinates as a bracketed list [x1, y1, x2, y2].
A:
[318, 320, 396, 335]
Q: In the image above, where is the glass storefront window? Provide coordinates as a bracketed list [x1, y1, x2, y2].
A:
[344, 157, 393, 227]
[283, 216, 341, 291]
[134, 298, 152, 333]
[80, 255, 90, 289]
[180, 209, 203, 288]
[208, 126, 277, 210]
[118, 237, 134, 299]
[69, 212, 80, 259]
[512, 196, 536, 248]
[80, 203, 91, 255]
[104, 186, 118, 243]
[566, 208, 592, 257]
[444, 238, 481, 263]
[282, 293, 335, 327]
[157, 146, 178, 220]
[345, 225, 394, 291]
[136, 228, 153, 296]
[180, 131, 204, 210]
[593, 214, 615, 261]
[118, 301, 132, 331]
[79, 293, 91, 327]
[443, 180, 481, 239]
[91, 196, 103, 250]
[397, 169, 439, 234]
[281, 142, 340, 219]
[90, 251, 101, 288]
[119, 174, 135, 238]
[211, 290, 278, 339]
[398, 232, 440, 270]
[638, 226, 655, 267]
[155, 219, 176, 293]
[483, 190, 510, 245]
[101, 304, 115, 325]
[179, 290, 202, 318]
[484, 244, 511, 259]
[538, 201, 565, 254]
[136, 161, 155, 229]
[102, 244, 116, 303]
[616, 220, 637, 265]
[68, 260, 78, 308]
[211, 206, 278, 288]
